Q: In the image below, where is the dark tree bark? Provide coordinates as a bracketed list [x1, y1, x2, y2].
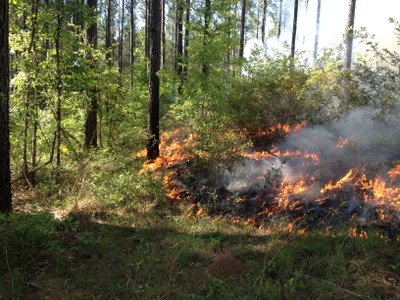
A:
[313, 0, 321, 65]
[0, 0, 12, 213]
[290, 0, 299, 59]
[147, 0, 161, 160]
[277, 0, 282, 40]
[106, 0, 112, 67]
[118, 0, 125, 74]
[202, 0, 211, 77]
[261, 0, 267, 43]
[239, 0, 246, 58]
[183, 0, 190, 77]
[343, 0, 356, 70]
[85, 0, 98, 148]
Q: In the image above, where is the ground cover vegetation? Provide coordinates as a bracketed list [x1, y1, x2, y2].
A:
[1, 0, 400, 298]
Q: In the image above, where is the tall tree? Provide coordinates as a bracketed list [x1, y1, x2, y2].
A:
[85, 0, 98, 148]
[175, 0, 183, 92]
[106, 0, 112, 67]
[162, 0, 166, 66]
[147, 0, 161, 160]
[0, 0, 12, 213]
[183, 0, 190, 77]
[343, 0, 356, 70]
[118, 0, 125, 74]
[239, 0, 246, 58]
[130, 0, 136, 87]
[290, 0, 299, 59]
[261, 0, 267, 43]
[55, 0, 64, 182]
[277, 0, 282, 40]
[313, 0, 321, 64]
[202, 0, 211, 77]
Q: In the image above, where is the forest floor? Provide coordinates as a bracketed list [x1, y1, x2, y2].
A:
[1, 149, 400, 299]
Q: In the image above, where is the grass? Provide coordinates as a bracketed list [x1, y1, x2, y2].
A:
[1, 150, 399, 299]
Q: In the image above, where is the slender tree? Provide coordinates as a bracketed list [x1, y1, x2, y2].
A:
[0, 0, 12, 213]
[290, 0, 299, 59]
[106, 0, 112, 67]
[239, 0, 247, 58]
[85, 0, 98, 148]
[277, 0, 282, 40]
[162, 0, 166, 66]
[343, 0, 356, 70]
[313, 0, 321, 64]
[183, 0, 190, 77]
[147, 0, 161, 160]
[202, 0, 211, 77]
[175, 0, 183, 92]
[118, 0, 125, 74]
[130, 0, 136, 87]
[55, 0, 64, 182]
[261, 0, 267, 43]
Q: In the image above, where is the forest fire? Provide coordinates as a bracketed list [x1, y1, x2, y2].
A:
[140, 111, 400, 239]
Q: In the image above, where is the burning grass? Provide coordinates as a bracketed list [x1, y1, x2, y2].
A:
[143, 116, 400, 240]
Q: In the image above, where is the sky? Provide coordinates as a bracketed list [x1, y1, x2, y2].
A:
[254, 0, 400, 62]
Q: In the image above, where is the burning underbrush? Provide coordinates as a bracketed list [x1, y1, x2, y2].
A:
[140, 109, 400, 239]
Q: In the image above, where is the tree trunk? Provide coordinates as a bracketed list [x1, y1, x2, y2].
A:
[313, 0, 321, 65]
[202, 0, 211, 77]
[183, 0, 190, 77]
[145, 0, 150, 61]
[85, 0, 98, 149]
[175, 0, 183, 92]
[162, 0, 166, 66]
[147, 0, 161, 160]
[290, 0, 299, 59]
[55, 0, 63, 182]
[0, 0, 12, 213]
[239, 0, 246, 58]
[277, 0, 282, 40]
[106, 0, 112, 67]
[343, 0, 356, 70]
[130, 0, 136, 88]
[261, 0, 267, 43]
[119, 0, 125, 74]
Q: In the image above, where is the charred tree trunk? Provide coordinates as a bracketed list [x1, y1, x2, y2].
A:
[290, 0, 299, 59]
[261, 0, 267, 43]
[118, 0, 125, 74]
[0, 0, 12, 213]
[313, 0, 321, 65]
[277, 0, 282, 40]
[85, 0, 98, 149]
[202, 0, 211, 77]
[106, 0, 112, 67]
[239, 0, 246, 58]
[343, 0, 356, 70]
[147, 0, 161, 160]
